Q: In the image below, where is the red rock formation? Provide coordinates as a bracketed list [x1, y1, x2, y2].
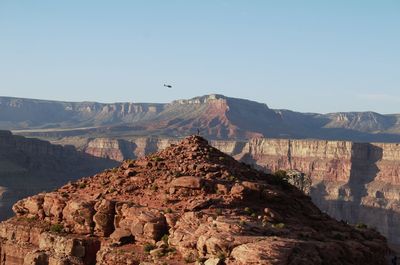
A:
[0, 136, 389, 264]
[58, 136, 400, 247]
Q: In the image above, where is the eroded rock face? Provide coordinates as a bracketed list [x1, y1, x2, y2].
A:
[0, 131, 118, 220]
[0, 136, 389, 264]
[69, 136, 400, 245]
[234, 138, 400, 246]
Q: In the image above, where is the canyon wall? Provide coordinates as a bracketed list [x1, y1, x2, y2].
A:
[61, 136, 400, 244]
[0, 131, 118, 220]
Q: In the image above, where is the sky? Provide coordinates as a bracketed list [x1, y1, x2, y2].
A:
[0, 0, 399, 114]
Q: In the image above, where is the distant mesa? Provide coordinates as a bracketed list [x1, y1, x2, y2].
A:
[2, 94, 400, 142]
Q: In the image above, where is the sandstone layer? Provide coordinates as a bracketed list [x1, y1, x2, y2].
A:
[0, 136, 389, 264]
[6, 94, 400, 142]
[53, 136, 400, 246]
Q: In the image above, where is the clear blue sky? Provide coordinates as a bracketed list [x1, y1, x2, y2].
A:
[0, 1, 399, 114]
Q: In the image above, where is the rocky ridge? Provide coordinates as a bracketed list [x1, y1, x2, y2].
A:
[60, 136, 400, 246]
[6, 95, 400, 142]
[0, 136, 389, 264]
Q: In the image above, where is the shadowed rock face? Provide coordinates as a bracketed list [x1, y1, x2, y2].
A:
[58, 136, 400, 246]
[0, 130, 118, 220]
[0, 136, 389, 264]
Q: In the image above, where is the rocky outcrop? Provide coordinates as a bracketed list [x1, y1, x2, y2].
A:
[56, 136, 400, 246]
[234, 138, 400, 246]
[0, 131, 118, 220]
[0, 136, 389, 264]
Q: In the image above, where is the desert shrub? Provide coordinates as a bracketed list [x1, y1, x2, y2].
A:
[152, 156, 164, 162]
[269, 170, 290, 188]
[217, 252, 227, 261]
[244, 207, 254, 215]
[355, 223, 368, 229]
[272, 223, 285, 229]
[50, 223, 64, 233]
[143, 243, 156, 253]
[161, 234, 169, 244]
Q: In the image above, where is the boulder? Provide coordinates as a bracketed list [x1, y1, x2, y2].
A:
[170, 176, 203, 189]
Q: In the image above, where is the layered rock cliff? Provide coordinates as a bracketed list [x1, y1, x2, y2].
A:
[0, 136, 389, 264]
[55, 136, 400, 246]
[6, 95, 400, 142]
[0, 131, 118, 220]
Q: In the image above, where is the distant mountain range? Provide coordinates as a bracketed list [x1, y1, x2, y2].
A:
[2, 94, 400, 142]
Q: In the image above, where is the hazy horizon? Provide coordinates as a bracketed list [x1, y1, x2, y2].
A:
[1, 1, 399, 114]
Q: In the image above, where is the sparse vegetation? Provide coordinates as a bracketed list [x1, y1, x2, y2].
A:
[184, 253, 196, 263]
[78, 183, 86, 189]
[269, 170, 290, 188]
[217, 252, 227, 261]
[152, 156, 164, 162]
[18, 216, 38, 223]
[161, 234, 169, 244]
[355, 223, 368, 229]
[50, 223, 64, 233]
[272, 223, 285, 229]
[244, 207, 254, 215]
[228, 175, 237, 181]
[143, 243, 156, 253]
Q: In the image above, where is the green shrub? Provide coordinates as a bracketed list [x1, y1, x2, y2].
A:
[152, 157, 164, 162]
[272, 223, 285, 229]
[161, 234, 169, 244]
[217, 252, 227, 261]
[269, 170, 290, 188]
[228, 175, 236, 181]
[244, 207, 254, 215]
[143, 243, 156, 253]
[355, 223, 368, 229]
[50, 223, 64, 233]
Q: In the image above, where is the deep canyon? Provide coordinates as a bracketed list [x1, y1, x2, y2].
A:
[48, 135, 400, 246]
